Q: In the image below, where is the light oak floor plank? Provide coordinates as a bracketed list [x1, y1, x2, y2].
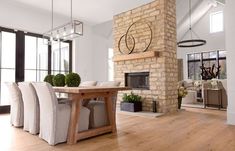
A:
[1, 108, 235, 151]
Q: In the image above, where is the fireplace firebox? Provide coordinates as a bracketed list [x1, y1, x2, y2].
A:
[125, 72, 149, 90]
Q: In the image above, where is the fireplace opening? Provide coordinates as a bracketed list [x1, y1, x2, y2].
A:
[125, 72, 149, 90]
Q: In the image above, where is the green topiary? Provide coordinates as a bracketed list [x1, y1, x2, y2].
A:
[44, 74, 54, 86]
[53, 74, 65, 86]
[65, 72, 81, 87]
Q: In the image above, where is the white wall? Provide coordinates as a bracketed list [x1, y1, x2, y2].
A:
[0, 0, 69, 34]
[91, 20, 113, 81]
[72, 24, 94, 81]
[225, 0, 235, 125]
[177, 5, 225, 80]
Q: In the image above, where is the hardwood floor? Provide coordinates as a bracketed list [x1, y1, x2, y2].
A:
[1, 108, 235, 151]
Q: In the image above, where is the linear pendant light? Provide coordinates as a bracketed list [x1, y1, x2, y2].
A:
[177, 0, 206, 48]
[43, 0, 83, 45]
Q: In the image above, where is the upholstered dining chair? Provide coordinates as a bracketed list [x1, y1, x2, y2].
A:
[80, 81, 97, 87]
[5, 82, 24, 127]
[80, 81, 97, 106]
[32, 82, 90, 145]
[87, 81, 120, 128]
[18, 82, 39, 134]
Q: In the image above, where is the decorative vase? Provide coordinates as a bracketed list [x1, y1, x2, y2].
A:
[178, 97, 182, 109]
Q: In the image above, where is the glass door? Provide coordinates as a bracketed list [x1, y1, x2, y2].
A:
[0, 31, 16, 105]
[24, 35, 48, 82]
[51, 41, 70, 74]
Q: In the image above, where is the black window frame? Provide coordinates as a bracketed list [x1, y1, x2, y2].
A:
[51, 41, 72, 74]
[0, 26, 73, 112]
[187, 50, 226, 80]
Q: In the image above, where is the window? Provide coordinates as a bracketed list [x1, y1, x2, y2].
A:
[0, 26, 73, 109]
[108, 48, 114, 81]
[187, 50, 226, 80]
[51, 41, 71, 75]
[25, 35, 48, 82]
[187, 53, 201, 80]
[0, 31, 16, 105]
[210, 11, 223, 33]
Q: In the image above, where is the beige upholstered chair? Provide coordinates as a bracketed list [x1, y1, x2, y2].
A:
[5, 82, 24, 127]
[182, 90, 197, 104]
[18, 82, 39, 134]
[87, 81, 120, 128]
[80, 81, 97, 87]
[32, 82, 90, 145]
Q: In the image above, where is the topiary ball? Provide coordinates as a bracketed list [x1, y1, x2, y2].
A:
[44, 74, 54, 86]
[65, 72, 81, 87]
[53, 74, 65, 87]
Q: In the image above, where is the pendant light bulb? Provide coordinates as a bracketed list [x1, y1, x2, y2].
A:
[56, 30, 60, 39]
[63, 28, 66, 37]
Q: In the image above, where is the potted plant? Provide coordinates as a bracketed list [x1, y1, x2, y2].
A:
[178, 86, 188, 109]
[44, 74, 54, 86]
[53, 74, 65, 87]
[65, 72, 81, 87]
[120, 92, 142, 112]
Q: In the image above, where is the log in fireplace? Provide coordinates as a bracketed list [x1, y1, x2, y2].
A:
[125, 72, 149, 90]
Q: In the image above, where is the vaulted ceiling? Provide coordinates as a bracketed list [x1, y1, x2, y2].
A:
[1, 0, 225, 34]
[5, 0, 155, 25]
[176, 0, 225, 40]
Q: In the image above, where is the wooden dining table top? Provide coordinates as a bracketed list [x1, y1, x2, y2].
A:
[53, 86, 131, 94]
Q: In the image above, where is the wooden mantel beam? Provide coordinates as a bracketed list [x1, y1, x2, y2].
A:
[113, 51, 159, 62]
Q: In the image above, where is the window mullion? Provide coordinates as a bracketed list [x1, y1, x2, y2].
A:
[0, 31, 2, 104]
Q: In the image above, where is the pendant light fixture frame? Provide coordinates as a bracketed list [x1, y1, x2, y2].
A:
[43, 0, 83, 45]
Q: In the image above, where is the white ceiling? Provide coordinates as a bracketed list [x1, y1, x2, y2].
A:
[8, 0, 154, 25]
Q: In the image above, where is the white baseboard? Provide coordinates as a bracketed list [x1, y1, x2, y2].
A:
[227, 111, 235, 125]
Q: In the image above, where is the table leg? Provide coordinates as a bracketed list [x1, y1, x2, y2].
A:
[105, 92, 117, 133]
[67, 95, 81, 144]
[112, 92, 118, 132]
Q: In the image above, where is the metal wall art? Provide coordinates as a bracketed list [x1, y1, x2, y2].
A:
[200, 64, 221, 80]
[118, 19, 153, 54]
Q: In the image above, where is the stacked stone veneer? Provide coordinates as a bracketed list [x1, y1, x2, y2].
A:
[113, 0, 178, 113]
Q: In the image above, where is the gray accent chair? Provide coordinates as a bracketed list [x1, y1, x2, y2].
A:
[87, 81, 120, 128]
[202, 80, 227, 109]
[5, 82, 24, 127]
[32, 82, 90, 145]
[18, 82, 40, 134]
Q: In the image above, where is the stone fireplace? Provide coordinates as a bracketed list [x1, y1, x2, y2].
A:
[113, 0, 178, 113]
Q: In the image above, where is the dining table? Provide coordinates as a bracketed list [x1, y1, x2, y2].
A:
[53, 86, 130, 145]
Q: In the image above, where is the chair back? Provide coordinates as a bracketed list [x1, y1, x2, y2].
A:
[32, 82, 58, 112]
[18, 82, 39, 112]
[5, 82, 24, 126]
[32, 82, 58, 132]
[80, 81, 97, 87]
[18, 82, 39, 133]
[5, 82, 22, 105]
[97, 81, 121, 87]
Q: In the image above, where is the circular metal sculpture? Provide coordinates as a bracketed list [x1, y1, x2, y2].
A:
[118, 19, 153, 54]
[118, 34, 135, 54]
[177, 39, 206, 48]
